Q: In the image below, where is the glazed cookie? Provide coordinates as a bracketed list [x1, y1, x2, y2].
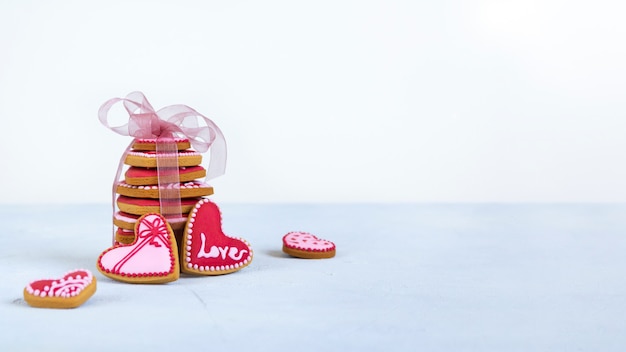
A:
[282, 231, 336, 259]
[116, 181, 214, 199]
[98, 213, 180, 284]
[114, 211, 189, 231]
[23, 269, 96, 309]
[124, 165, 207, 186]
[132, 138, 191, 151]
[115, 227, 135, 245]
[181, 199, 253, 275]
[115, 227, 185, 247]
[124, 150, 202, 168]
[116, 195, 202, 216]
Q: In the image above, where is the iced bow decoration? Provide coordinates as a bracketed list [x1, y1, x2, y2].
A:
[98, 91, 227, 242]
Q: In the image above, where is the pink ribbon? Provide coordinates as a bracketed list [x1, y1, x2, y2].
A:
[98, 91, 227, 244]
[98, 91, 227, 178]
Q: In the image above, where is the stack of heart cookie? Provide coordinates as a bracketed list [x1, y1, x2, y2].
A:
[98, 199, 253, 283]
[113, 138, 215, 246]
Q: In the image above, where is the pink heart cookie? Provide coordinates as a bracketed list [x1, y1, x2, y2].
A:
[282, 231, 336, 259]
[23, 269, 97, 309]
[97, 213, 180, 284]
[181, 199, 253, 275]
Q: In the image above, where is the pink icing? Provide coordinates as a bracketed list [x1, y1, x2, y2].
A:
[115, 211, 188, 225]
[134, 138, 189, 144]
[115, 227, 135, 246]
[127, 150, 200, 158]
[117, 181, 212, 190]
[25, 270, 93, 298]
[125, 165, 205, 178]
[99, 214, 177, 277]
[117, 195, 201, 207]
[183, 199, 252, 273]
[283, 232, 335, 252]
[116, 227, 134, 235]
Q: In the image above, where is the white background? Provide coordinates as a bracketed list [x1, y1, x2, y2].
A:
[0, 0, 625, 204]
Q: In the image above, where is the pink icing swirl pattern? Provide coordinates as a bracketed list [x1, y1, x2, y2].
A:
[25, 270, 94, 298]
[283, 232, 335, 252]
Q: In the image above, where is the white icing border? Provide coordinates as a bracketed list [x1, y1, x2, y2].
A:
[117, 181, 212, 190]
[127, 150, 200, 157]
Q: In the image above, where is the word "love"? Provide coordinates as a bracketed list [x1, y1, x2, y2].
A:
[197, 233, 248, 260]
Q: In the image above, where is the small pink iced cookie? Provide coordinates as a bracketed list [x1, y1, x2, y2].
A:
[124, 150, 202, 168]
[132, 138, 191, 151]
[115, 227, 136, 245]
[124, 165, 207, 186]
[23, 269, 96, 309]
[113, 211, 189, 231]
[115, 226, 185, 246]
[282, 231, 336, 259]
[116, 181, 214, 199]
[116, 195, 202, 215]
[98, 213, 180, 284]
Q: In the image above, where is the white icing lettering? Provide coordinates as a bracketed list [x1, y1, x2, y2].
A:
[218, 246, 228, 259]
[197, 233, 220, 259]
[228, 247, 248, 260]
[196, 233, 248, 261]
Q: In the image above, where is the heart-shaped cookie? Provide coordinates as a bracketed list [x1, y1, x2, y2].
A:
[23, 269, 96, 309]
[181, 199, 253, 275]
[282, 231, 336, 259]
[97, 213, 180, 284]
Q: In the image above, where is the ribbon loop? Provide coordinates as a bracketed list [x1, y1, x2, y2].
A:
[98, 91, 227, 179]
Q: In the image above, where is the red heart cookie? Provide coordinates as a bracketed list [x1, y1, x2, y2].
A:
[181, 199, 253, 275]
[97, 213, 180, 284]
[282, 231, 336, 259]
[23, 269, 97, 309]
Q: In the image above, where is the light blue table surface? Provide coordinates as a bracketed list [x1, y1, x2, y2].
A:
[0, 203, 624, 351]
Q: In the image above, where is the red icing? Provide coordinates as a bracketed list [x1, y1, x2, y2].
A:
[117, 195, 201, 207]
[134, 138, 189, 144]
[117, 211, 187, 220]
[117, 211, 139, 219]
[125, 165, 205, 178]
[115, 211, 189, 226]
[117, 181, 212, 190]
[116, 228, 134, 235]
[28, 270, 91, 291]
[130, 150, 198, 156]
[183, 199, 252, 272]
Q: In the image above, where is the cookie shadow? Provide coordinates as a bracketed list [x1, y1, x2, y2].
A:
[265, 249, 290, 258]
[11, 298, 27, 307]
